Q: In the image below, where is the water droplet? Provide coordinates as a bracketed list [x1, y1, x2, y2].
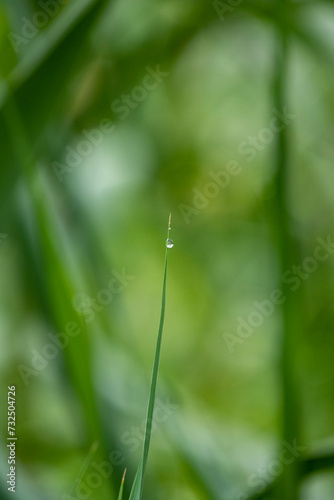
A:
[166, 238, 174, 248]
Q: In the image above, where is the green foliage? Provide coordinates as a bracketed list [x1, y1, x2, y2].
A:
[0, 1, 334, 500]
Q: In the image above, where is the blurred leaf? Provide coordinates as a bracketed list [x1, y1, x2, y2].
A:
[0, 0, 110, 201]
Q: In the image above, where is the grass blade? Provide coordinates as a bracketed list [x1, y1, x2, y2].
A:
[128, 459, 143, 500]
[128, 214, 172, 500]
[118, 469, 127, 500]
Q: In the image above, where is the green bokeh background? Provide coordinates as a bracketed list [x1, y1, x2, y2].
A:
[0, 1, 334, 499]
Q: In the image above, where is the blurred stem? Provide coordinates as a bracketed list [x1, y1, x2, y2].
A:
[273, 2, 301, 500]
[247, 451, 334, 500]
[301, 451, 334, 476]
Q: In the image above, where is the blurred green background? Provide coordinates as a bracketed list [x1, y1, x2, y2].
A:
[0, 0, 334, 499]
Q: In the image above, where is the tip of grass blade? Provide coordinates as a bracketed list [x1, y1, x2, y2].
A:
[117, 468, 126, 500]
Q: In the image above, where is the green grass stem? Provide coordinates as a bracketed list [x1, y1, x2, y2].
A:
[126, 214, 172, 500]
